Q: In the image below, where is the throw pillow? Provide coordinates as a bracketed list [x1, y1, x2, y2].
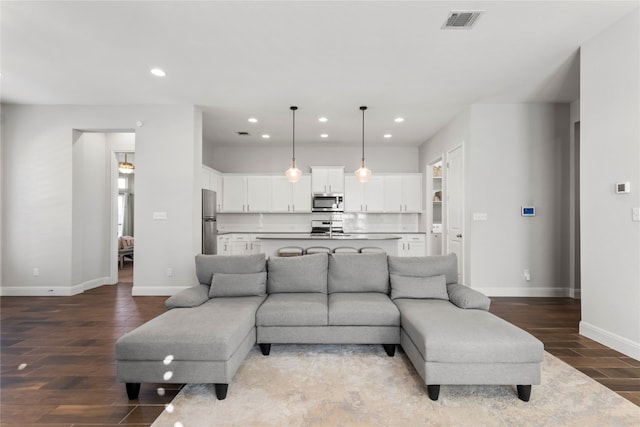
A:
[447, 283, 491, 310]
[389, 273, 449, 301]
[209, 272, 267, 298]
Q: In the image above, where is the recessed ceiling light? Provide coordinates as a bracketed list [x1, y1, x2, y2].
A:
[248, 118, 258, 123]
[318, 117, 328, 122]
[261, 134, 270, 139]
[150, 68, 166, 77]
[320, 134, 329, 138]
[394, 117, 404, 123]
[384, 134, 392, 138]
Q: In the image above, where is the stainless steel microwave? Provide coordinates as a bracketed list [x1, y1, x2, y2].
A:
[312, 193, 344, 212]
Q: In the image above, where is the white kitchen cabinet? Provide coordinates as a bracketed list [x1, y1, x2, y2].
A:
[312, 167, 344, 193]
[383, 174, 422, 212]
[217, 235, 231, 255]
[230, 234, 262, 255]
[398, 234, 426, 257]
[202, 166, 223, 209]
[271, 176, 311, 212]
[222, 175, 247, 212]
[344, 176, 384, 212]
[247, 176, 272, 212]
[222, 175, 271, 212]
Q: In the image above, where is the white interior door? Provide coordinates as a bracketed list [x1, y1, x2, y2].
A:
[446, 144, 464, 284]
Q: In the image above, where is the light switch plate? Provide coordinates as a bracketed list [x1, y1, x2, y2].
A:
[473, 212, 488, 221]
[153, 211, 167, 220]
[633, 207, 640, 222]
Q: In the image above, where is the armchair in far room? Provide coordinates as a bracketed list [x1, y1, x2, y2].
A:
[118, 236, 134, 269]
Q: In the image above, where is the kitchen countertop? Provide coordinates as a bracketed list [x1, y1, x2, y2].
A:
[256, 234, 402, 240]
[218, 231, 423, 236]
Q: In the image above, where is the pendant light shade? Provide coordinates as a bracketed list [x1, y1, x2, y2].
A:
[118, 153, 135, 174]
[285, 106, 302, 183]
[354, 106, 371, 183]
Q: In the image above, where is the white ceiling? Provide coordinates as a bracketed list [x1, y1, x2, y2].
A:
[1, 1, 638, 148]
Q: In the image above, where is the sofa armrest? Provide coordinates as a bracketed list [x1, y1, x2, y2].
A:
[165, 284, 210, 309]
[447, 283, 491, 311]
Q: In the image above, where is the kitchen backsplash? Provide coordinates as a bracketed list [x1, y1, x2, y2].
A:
[217, 213, 420, 233]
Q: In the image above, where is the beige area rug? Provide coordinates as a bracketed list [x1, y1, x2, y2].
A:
[152, 345, 640, 427]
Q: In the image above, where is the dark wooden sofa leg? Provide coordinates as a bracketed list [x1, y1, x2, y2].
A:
[517, 385, 532, 402]
[126, 383, 140, 400]
[427, 385, 440, 401]
[259, 343, 271, 356]
[215, 383, 229, 400]
[383, 344, 396, 357]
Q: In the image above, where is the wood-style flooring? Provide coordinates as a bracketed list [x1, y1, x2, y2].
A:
[1, 265, 638, 426]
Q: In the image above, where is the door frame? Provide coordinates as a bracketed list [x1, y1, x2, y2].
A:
[110, 147, 135, 285]
[445, 143, 465, 284]
[425, 155, 444, 255]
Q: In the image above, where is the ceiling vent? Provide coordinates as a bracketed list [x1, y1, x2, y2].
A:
[237, 131, 250, 136]
[442, 11, 483, 29]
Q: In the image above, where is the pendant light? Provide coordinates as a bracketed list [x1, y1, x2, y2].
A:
[118, 153, 135, 174]
[354, 106, 372, 183]
[285, 106, 302, 183]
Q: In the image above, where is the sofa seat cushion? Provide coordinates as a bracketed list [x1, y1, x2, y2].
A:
[395, 299, 543, 364]
[257, 293, 328, 326]
[328, 293, 400, 326]
[116, 296, 265, 362]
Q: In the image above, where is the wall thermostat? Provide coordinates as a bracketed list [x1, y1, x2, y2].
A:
[521, 206, 535, 217]
[616, 182, 630, 194]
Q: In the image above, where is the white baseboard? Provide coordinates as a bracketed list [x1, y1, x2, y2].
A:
[131, 286, 189, 296]
[580, 321, 640, 360]
[570, 288, 581, 299]
[476, 286, 571, 297]
[0, 276, 112, 296]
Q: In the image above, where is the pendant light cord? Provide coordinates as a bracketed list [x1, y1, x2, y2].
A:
[360, 106, 367, 162]
[291, 106, 297, 161]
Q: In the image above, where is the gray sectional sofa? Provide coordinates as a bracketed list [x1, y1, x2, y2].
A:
[116, 252, 543, 402]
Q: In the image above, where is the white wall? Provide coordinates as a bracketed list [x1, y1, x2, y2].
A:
[71, 132, 110, 292]
[419, 104, 571, 296]
[469, 104, 570, 296]
[205, 144, 419, 174]
[1, 105, 202, 296]
[580, 9, 640, 359]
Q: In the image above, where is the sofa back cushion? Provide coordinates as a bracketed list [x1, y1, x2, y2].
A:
[328, 253, 389, 294]
[209, 272, 267, 298]
[267, 253, 328, 293]
[387, 253, 458, 285]
[195, 253, 266, 285]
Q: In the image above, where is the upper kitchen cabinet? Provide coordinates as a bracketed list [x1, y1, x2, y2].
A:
[383, 174, 422, 213]
[344, 176, 384, 212]
[311, 166, 344, 193]
[221, 175, 272, 212]
[202, 166, 223, 210]
[271, 176, 311, 213]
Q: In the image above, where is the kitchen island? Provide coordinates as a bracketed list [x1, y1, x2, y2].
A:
[257, 234, 401, 257]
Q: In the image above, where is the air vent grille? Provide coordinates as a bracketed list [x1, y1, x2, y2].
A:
[237, 131, 250, 136]
[442, 11, 483, 29]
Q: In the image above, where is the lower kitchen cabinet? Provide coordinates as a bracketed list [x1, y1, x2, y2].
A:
[217, 235, 231, 255]
[397, 234, 426, 257]
[230, 234, 263, 255]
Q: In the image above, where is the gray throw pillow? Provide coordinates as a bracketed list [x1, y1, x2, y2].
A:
[165, 284, 211, 309]
[209, 272, 267, 298]
[389, 273, 449, 300]
[447, 283, 491, 310]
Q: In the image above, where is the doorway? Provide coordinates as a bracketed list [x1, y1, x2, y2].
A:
[116, 152, 135, 284]
[426, 157, 444, 255]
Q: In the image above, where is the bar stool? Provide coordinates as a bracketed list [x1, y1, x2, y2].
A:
[359, 247, 385, 253]
[277, 246, 304, 257]
[304, 246, 332, 255]
[332, 247, 359, 253]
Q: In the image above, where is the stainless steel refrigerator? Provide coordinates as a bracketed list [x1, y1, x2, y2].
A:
[202, 189, 217, 254]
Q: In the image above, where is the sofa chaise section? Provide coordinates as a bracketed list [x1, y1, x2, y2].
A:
[116, 253, 268, 400]
[388, 254, 544, 401]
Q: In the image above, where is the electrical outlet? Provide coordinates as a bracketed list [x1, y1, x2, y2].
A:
[524, 269, 531, 281]
[166, 268, 173, 277]
[33, 267, 39, 277]
[473, 212, 488, 221]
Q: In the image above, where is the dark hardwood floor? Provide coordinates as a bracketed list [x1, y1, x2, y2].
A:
[1, 266, 638, 426]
